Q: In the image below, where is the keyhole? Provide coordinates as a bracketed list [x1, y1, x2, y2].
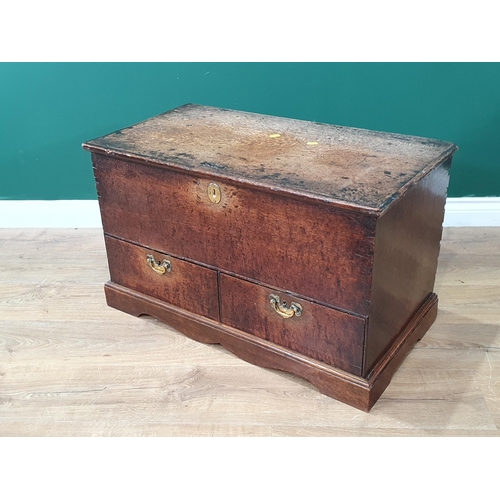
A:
[207, 182, 221, 204]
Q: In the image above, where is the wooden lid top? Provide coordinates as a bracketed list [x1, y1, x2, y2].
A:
[83, 104, 457, 213]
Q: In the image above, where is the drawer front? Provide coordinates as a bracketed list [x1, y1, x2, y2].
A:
[220, 274, 365, 375]
[94, 154, 376, 315]
[104, 236, 219, 321]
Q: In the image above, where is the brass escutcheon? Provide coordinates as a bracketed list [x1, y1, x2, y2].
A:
[269, 294, 303, 319]
[146, 254, 172, 275]
[208, 182, 221, 204]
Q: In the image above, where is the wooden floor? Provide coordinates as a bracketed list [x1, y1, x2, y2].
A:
[0, 227, 499, 436]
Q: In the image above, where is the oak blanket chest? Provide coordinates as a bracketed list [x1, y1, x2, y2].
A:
[83, 104, 457, 411]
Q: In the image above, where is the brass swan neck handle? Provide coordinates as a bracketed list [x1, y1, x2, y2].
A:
[269, 294, 302, 319]
[146, 254, 172, 275]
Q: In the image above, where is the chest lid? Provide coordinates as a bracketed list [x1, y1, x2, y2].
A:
[83, 104, 457, 213]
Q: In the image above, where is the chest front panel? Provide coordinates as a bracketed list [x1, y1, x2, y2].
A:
[93, 153, 376, 316]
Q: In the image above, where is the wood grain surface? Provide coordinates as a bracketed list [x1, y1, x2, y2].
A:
[364, 162, 449, 373]
[219, 273, 366, 375]
[84, 104, 457, 211]
[1, 228, 499, 436]
[104, 236, 219, 320]
[94, 154, 376, 314]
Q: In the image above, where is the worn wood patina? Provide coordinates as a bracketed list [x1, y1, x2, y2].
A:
[85, 104, 457, 212]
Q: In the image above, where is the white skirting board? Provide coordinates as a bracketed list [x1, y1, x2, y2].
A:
[442, 198, 500, 227]
[0, 200, 103, 229]
[0, 198, 499, 228]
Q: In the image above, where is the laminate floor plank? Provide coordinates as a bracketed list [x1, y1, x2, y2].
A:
[0, 228, 499, 436]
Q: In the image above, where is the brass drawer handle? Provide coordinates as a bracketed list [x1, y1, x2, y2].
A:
[146, 254, 172, 275]
[269, 294, 302, 319]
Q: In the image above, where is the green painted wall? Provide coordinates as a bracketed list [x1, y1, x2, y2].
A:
[1, 63, 499, 200]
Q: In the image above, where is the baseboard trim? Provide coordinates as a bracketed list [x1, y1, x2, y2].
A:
[1, 198, 500, 228]
[442, 197, 500, 227]
[0, 200, 102, 228]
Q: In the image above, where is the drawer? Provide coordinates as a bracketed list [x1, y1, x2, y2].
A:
[104, 236, 219, 320]
[94, 154, 376, 315]
[219, 274, 365, 375]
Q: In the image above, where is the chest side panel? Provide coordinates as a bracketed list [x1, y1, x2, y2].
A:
[364, 160, 451, 375]
[93, 153, 376, 315]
